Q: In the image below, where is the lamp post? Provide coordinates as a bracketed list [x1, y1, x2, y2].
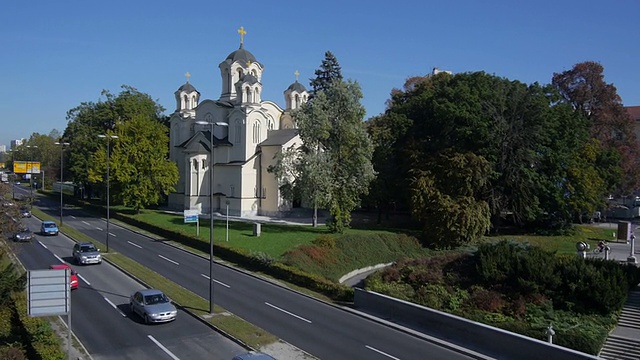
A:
[98, 134, 118, 253]
[195, 120, 228, 314]
[55, 141, 70, 226]
[26, 145, 38, 209]
[226, 200, 230, 242]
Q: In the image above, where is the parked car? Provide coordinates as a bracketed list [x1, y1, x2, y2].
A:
[129, 289, 177, 324]
[49, 264, 79, 290]
[20, 207, 31, 218]
[232, 352, 276, 360]
[72, 242, 102, 265]
[13, 227, 34, 242]
[40, 221, 59, 236]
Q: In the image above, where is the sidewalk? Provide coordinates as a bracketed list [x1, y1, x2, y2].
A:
[588, 222, 640, 359]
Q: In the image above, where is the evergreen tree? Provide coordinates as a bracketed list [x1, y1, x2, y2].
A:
[309, 51, 343, 96]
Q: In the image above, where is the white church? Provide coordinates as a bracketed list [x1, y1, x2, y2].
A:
[167, 27, 309, 217]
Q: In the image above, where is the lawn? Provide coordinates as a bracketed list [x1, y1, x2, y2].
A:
[121, 208, 398, 258]
[483, 224, 619, 255]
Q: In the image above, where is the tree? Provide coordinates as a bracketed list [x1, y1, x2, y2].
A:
[88, 115, 178, 213]
[410, 151, 492, 248]
[271, 52, 375, 232]
[309, 51, 343, 97]
[552, 61, 640, 194]
[64, 85, 172, 206]
[377, 70, 602, 238]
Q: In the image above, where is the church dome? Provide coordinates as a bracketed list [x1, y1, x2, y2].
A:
[241, 73, 259, 85]
[226, 44, 257, 63]
[286, 81, 306, 93]
[178, 82, 197, 93]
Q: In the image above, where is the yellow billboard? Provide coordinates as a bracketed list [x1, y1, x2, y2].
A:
[13, 161, 41, 174]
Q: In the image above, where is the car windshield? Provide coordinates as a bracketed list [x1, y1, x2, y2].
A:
[44, 223, 56, 228]
[80, 245, 96, 252]
[144, 294, 169, 305]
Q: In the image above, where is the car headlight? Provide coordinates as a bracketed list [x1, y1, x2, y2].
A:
[81, 256, 87, 260]
[149, 313, 159, 317]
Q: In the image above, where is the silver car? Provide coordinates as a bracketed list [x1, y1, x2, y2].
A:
[13, 227, 34, 242]
[72, 242, 102, 265]
[129, 289, 177, 324]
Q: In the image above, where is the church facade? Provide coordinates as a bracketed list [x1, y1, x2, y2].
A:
[167, 27, 309, 217]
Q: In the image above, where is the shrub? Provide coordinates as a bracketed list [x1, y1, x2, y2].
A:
[312, 234, 336, 249]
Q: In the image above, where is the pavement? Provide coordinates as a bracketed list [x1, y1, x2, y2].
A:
[587, 222, 640, 359]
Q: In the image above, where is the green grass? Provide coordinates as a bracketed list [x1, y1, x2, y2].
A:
[121, 208, 397, 258]
[483, 224, 619, 254]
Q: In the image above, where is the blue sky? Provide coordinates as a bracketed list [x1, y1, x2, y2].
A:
[1, 0, 638, 148]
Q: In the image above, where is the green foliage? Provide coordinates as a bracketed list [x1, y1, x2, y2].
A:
[11, 292, 65, 360]
[366, 241, 637, 355]
[375, 70, 608, 234]
[410, 151, 492, 247]
[109, 114, 179, 211]
[0, 248, 26, 306]
[64, 85, 168, 200]
[288, 53, 375, 232]
[309, 51, 343, 96]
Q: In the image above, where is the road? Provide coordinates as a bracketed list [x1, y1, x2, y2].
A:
[21, 186, 480, 360]
[13, 207, 247, 360]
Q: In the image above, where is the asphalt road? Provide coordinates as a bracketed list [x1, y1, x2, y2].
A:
[20, 186, 480, 360]
[12, 202, 248, 360]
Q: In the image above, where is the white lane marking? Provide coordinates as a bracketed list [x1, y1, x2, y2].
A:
[82, 221, 91, 226]
[127, 241, 142, 248]
[200, 274, 231, 288]
[70, 216, 76, 219]
[264, 302, 312, 323]
[54, 254, 64, 263]
[108, 232, 116, 237]
[147, 335, 180, 360]
[365, 345, 401, 360]
[77, 273, 90, 286]
[96, 227, 103, 231]
[158, 255, 179, 265]
[104, 297, 126, 317]
[38, 240, 48, 249]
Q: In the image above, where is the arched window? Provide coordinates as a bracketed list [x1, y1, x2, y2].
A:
[268, 120, 274, 130]
[237, 68, 243, 80]
[183, 95, 188, 109]
[253, 121, 261, 143]
[294, 94, 300, 108]
[202, 159, 207, 169]
[251, 69, 257, 77]
[245, 87, 251, 103]
[193, 159, 198, 170]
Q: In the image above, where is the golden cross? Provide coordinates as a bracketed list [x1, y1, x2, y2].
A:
[237, 26, 247, 45]
[246, 60, 252, 67]
[294, 70, 300, 81]
[185, 72, 191, 83]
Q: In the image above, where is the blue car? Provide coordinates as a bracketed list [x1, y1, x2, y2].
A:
[40, 221, 59, 236]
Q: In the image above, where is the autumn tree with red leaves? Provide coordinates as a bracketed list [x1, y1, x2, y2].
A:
[552, 61, 640, 194]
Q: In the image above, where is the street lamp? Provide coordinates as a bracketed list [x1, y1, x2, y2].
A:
[98, 134, 119, 253]
[26, 145, 38, 209]
[55, 141, 70, 226]
[195, 119, 228, 314]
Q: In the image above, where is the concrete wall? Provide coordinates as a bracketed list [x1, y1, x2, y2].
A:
[353, 289, 600, 360]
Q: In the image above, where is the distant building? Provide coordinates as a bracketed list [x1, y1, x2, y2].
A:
[10, 139, 24, 149]
[0, 145, 5, 153]
[626, 106, 640, 140]
[168, 27, 309, 217]
[432, 67, 453, 75]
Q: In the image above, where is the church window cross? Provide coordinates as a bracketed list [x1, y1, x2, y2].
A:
[237, 26, 247, 45]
